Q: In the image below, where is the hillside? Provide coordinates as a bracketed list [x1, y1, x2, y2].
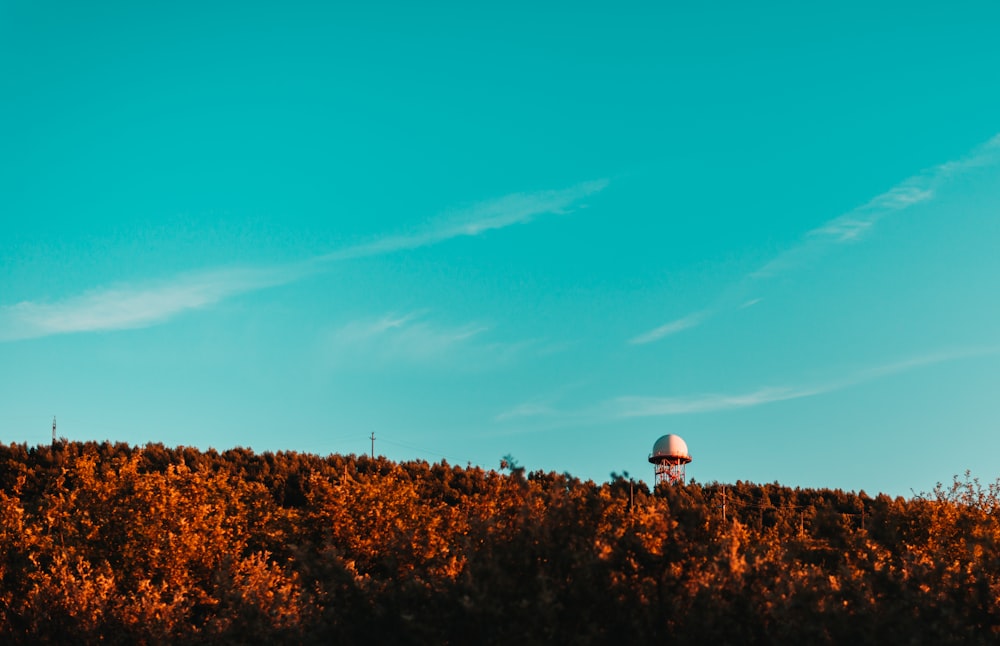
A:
[0, 440, 997, 644]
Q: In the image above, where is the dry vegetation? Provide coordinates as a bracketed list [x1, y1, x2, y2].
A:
[0, 440, 998, 643]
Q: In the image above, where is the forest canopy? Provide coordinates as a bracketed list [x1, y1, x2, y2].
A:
[0, 439, 998, 644]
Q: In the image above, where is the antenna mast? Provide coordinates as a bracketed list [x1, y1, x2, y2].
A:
[52, 416, 57, 446]
[370, 431, 375, 459]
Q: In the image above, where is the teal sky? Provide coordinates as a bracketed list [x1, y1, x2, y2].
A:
[3, 1, 1000, 495]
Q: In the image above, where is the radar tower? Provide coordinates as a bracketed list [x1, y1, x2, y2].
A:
[648, 434, 692, 485]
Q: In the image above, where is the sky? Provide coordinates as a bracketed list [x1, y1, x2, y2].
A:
[2, 1, 1000, 496]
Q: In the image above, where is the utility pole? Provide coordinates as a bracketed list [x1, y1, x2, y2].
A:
[370, 432, 375, 459]
[52, 416, 56, 447]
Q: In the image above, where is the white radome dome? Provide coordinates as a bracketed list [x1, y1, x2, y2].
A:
[649, 434, 691, 462]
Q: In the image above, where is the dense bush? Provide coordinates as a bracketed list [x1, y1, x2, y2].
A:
[0, 440, 997, 643]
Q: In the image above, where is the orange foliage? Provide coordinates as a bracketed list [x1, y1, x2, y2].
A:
[0, 442, 997, 643]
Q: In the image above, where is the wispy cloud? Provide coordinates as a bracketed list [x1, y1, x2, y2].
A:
[324, 311, 490, 365]
[316, 179, 608, 263]
[632, 134, 1000, 343]
[616, 345, 1000, 417]
[498, 345, 1000, 424]
[629, 311, 705, 345]
[0, 264, 309, 342]
[497, 385, 821, 425]
[1, 180, 608, 342]
[325, 312, 555, 370]
[765, 134, 1000, 266]
[613, 386, 823, 417]
[804, 186, 934, 244]
[851, 346, 1000, 382]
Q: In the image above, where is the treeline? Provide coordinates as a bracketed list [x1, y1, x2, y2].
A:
[0, 440, 998, 644]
